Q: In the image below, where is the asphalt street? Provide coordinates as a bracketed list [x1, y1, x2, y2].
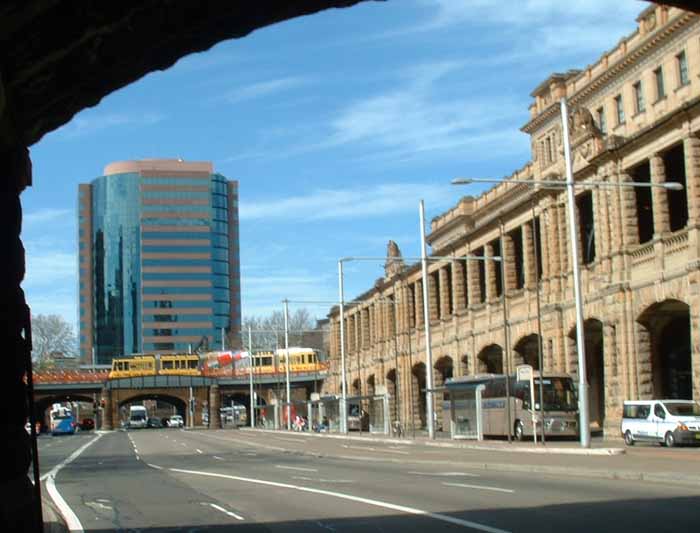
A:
[39, 429, 700, 532]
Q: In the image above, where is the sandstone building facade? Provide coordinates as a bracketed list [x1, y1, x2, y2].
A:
[323, 5, 700, 435]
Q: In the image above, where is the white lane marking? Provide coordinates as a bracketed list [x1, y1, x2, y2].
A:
[181, 443, 187, 447]
[209, 502, 245, 521]
[341, 444, 408, 455]
[135, 455, 141, 461]
[190, 431, 287, 452]
[275, 465, 318, 473]
[213, 456, 225, 461]
[133, 448, 139, 454]
[292, 476, 354, 484]
[196, 449, 203, 454]
[43, 433, 103, 532]
[171, 468, 510, 533]
[245, 452, 258, 456]
[147, 463, 163, 470]
[408, 471, 480, 478]
[443, 482, 514, 494]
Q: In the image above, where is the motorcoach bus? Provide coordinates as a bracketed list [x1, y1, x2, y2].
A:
[445, 372, 579, 440]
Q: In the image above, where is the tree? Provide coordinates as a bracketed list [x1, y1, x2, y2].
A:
[239, 308, 324, 353]
[31, 314, 78, 366]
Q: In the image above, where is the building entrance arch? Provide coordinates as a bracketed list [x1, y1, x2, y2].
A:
[568, 319, 605, 428]
[117, 393, 188, 425]
[513, 334, 541, 370]
[637, 300, 692, 400]
[477, 344, 503, 374]
[411, 362, 427, 429]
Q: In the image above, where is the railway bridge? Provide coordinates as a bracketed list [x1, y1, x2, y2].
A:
[33, 369, 327, 429]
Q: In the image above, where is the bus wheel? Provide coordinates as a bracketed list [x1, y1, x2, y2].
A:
[514, 420, 525, 442]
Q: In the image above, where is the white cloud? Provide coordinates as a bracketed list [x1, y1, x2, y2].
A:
[55, 111, 165, 139]
[23, 250, 76, 288]
[407, 0, 643, 56]
[224, 76, 309, 104]
[240, 182, 456, 222]
[23, 208, 73, 227]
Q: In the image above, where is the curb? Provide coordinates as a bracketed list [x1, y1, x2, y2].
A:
[42, 496, 69, 533]
[241, 428, 626, 456]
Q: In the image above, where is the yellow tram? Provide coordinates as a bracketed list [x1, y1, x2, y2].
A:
[109, 354, 201, 379]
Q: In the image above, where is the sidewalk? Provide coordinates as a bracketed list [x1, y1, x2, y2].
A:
[240, 428, 700, 488]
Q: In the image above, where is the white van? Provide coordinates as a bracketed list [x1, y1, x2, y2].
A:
[621, 400, 700, 447]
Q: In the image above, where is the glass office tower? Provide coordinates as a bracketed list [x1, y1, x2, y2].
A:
[78, 159, 241, 365]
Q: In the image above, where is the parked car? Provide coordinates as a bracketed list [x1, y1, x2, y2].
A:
[621, 400, 700, 447]
[168, 415, 184, 428]
[147, 417, 162, 428]
[80, 418, 95, 431]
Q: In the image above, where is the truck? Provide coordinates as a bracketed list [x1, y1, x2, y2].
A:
[128, 405, 148, 429]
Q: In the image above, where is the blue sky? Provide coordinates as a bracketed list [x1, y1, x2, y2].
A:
[22, 0, 645, 331]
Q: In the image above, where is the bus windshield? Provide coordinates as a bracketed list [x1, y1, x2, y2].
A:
[534, 377, 577, 412]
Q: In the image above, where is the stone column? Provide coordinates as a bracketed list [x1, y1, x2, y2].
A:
[452, 258, 466, 311]
[685, 135, 700, 225]
[439, 267, 451, 318]
[522, 220, 536, 289]
[208, 384, 221, 429]
[557, 202, 569, 274]
[0, 145, 38, 533]
[101, 388, 113, 430]
[545, 206, 560, 300]
[467, 251, 481, 306]
[603, 323, 620, 433]
[428, 271, 439, 321]
[484, 242, 497, 302]
[502, 232, 516, 291]
[405, 284, 415, 330]
[650, 154, 671, 235]
[414, 280, 424, 327]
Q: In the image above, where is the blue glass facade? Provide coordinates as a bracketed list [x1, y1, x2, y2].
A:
[78, 161, 241, 364]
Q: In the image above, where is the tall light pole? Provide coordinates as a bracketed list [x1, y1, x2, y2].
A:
[338, 260, 348, 433]
[560, 97, 590, 447]
[452, 114, 683, 447]
[247, 325, 255, 428]
[419, 200, 436, 440]
[283, 299, 292, 431]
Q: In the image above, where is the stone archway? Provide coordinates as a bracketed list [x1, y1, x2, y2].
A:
[568, 319, 605, 428]
[433, 356, 453, 432]
[386, 368, 398, 425]
[460, 353, 470, 377]
[477, 344, 503, 374]
[366, 374, 376, 396]
[117, 393, 188, 426]
[34, 394, 96, 432]
[411, 362, 427, 429]
[513, 334, 541, 370]
[351, 378, 361, 397]
[637, 299, 692, 400]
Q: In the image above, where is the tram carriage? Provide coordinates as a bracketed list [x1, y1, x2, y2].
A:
[109, 348, 327, 379]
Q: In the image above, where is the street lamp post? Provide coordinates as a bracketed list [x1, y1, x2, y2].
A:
[248, 325, 255, 428]
[419, 200, 436, 440]
[338, 261, 348, 433]
[283, 299, 292, 431]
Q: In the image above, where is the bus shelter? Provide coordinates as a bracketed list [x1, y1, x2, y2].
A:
[344, 394, 390, 435]
[308, 396, 342, 433]
[444, 375, 493, 440]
